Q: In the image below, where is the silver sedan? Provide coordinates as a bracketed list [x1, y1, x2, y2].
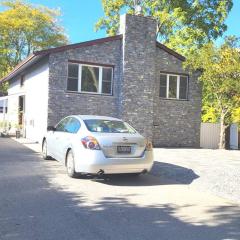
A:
[42, 115, 154, 178]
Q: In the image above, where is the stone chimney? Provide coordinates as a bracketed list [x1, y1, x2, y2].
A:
[119, 14, 157, 140]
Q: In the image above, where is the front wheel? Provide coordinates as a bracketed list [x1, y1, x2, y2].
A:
[42, 140, 51, 160]
[66, 150, 78, 178]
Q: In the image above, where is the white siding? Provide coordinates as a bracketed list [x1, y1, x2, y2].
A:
[7, 62, 49, 142]
[24, 63, 49, 143]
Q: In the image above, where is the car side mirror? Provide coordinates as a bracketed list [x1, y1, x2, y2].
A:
[47, 126, 56, 131]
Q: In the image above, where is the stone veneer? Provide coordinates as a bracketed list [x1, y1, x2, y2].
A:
[47, 14, 201, 147]
[153, 48, 202, 147]
[47, 39, 122, 126]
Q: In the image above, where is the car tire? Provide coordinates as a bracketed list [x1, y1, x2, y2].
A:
[42, 140, 51, 160]
[66, 150, 78, 178]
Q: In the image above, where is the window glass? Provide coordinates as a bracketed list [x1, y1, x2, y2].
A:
[102, 68, 112, 94]
[55, 118, 70, 132]
[68, 64, 78, 78]
[84, 119, 136, 134]
[179, 76, 188, 99]
[168, 75, 177, 98]
[159, 74, 167, 98]
[81, 66, 99, 93]
[67, 64, 78, 91]
[65, 117, 81, 133]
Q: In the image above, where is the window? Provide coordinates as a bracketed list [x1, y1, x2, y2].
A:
[81, 66, 99, 93]
[179, 76, 188, 99]
[67, 63, 113, 95]
[159, 73, 188, 100]
[67, 64, 78, 91]
[20, 75, 25, 87]
[169, 75, 177, 98]
[65, 117, 81, 133]
[55, 118, 70, 132]
[159, 74, 167, 98]
[84, 119, 136, 134]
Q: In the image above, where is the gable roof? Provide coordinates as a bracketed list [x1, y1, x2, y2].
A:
[0, 34, 185, 82]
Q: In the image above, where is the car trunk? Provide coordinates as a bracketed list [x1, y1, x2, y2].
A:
[93, 133, 146, 158]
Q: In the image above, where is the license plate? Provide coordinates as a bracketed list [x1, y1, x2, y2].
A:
[117, 146, 131, 154]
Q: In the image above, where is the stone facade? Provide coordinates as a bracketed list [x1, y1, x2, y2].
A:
[119, 14, 157, 140]
[153, 48, 202, 147]
[46, 14, 201, 147]
[47, 39, 122, 126]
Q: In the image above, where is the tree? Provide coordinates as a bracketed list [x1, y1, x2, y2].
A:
[185, 37, 240, 149]
[95, 0, 233, 55]
[0, 0, 68, 78]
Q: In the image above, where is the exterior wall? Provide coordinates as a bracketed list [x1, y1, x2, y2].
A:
[7, 78, 25, 133]
[119, 14, 157, 140]
[153, 47, 201, 147]
[7, 59, 49, 142]
[0, 97, 7, 123]
[24, 61, 49, 142]
[47, 40, 122, 126]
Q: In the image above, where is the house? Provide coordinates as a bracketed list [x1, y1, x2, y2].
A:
[0, 14, 201, 146]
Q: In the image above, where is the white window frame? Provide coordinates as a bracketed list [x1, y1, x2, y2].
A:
[67, 63, 113, 95]
[160, 73, 188, 100]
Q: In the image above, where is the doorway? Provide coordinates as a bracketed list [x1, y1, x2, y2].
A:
[18, 95, 25, 137]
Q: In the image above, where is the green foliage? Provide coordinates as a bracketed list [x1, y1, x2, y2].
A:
[0, 0, 68, 78]
[0, 81, 9, 94]
[185, 36, 240, 126]
[232, 107, 240, 125]
[201, 106, 219, 123]
[96, 0, 233, 55]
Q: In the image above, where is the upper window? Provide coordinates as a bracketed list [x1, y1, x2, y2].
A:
[159, 73, 188, 100]
[20, 75, 25, 87]
[67, 63, 113, 95]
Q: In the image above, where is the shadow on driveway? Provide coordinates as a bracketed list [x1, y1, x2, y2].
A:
[94, 161, 199, 187]
[1, 138, 240, 240]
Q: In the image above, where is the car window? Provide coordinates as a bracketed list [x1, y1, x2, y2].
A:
[83, 119, 136, 134]
[65, 117, 81, 134]
[55, 118, 70, 132]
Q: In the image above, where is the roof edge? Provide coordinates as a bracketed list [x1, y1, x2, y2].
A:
[0, 35, 123, 83]
[0, 54, 37, 82]
[1, 35, 186, 83]
[156, 42, 186, 61]
[34, 35, 123, 56]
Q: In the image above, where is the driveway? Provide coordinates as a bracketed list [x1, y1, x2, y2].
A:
[0, 137, 240, 240]
[153, 148, 240, 203]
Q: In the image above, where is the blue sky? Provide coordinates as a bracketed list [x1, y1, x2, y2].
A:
[3, 0, 240, 44]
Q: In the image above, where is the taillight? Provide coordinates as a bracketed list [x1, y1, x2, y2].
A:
[145, 140, 153, 151]
[81, 136, 101, 150]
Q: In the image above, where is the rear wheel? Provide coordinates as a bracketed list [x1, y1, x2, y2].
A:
[66, 150, 78, 178]
[42, 140, 51, 160]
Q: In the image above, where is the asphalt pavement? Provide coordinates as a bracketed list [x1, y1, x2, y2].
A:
[0, 137, 240, 240]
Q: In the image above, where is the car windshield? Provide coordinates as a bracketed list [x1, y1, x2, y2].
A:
[84, 119, 136, 134]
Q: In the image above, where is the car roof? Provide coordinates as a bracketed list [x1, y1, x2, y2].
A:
[73, 115, 122, 121]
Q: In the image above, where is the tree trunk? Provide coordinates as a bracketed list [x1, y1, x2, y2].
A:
[219, 114, 227, 149]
